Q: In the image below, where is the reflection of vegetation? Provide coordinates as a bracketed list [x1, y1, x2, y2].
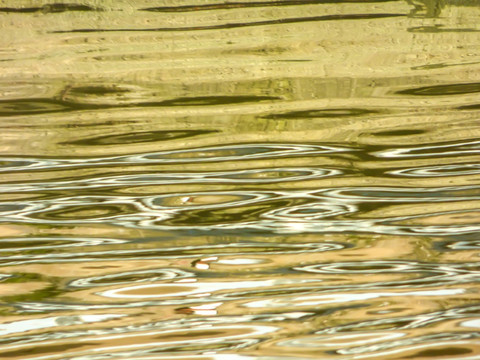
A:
[0, 272, 62, 306]
[3, 272, 44, 283]
[407, 0, 480, 17]
[407, 0, 445, 17]
[1, 285, 62, 305]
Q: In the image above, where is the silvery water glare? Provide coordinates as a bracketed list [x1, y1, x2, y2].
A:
[0, 0, 480, 359]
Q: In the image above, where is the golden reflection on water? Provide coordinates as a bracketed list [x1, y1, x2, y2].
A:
[1, 0, 480, 359]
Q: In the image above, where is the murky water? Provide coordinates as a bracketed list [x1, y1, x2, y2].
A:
[1, 0, 480, 359]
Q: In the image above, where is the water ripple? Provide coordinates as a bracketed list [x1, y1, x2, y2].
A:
[0, 143, 353, 174]
[372, 139, 480, 159]
[390, 163, 480, 177]
[2, 1, 480, 358]
[69, 268, 194, 288]
[0, 241, 348, 266]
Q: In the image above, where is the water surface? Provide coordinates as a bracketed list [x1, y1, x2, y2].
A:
[1, 0, 480, 359]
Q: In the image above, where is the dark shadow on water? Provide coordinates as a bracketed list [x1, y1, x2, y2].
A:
[0, 3, 100, 13]
[141, 0, 401, 13]
[457, 103, 480, 110]
[66, 85, 131, 96]
[62, 130, 219, 146]
[396, 82, 480, 96]
[408, 25, 480, 33]
[373, 129, 426, 136]
[0, 343, 98, 358]
[52, 13, 405, 33]
[0, 95, 281, 117]
[403, 347, 472, 358]
[0, 99, 71, 116]
[263, 108, 379, 119]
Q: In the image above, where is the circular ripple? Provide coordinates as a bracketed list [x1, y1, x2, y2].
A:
[263, 203, 356, 221]
[146, 191, 270, 210]
[133, 143, 350, 163]
[390, 164, 480, 177]
[295, 261, 436, 274]
[217, 167, 341, 183]
[69, 268, 194, 288]
[27, 202, 141, 222]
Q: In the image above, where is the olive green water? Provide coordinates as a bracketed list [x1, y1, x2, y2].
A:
[1, 1, 480, 359]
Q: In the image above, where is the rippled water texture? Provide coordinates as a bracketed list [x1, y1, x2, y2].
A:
[1, 0, 480, 359]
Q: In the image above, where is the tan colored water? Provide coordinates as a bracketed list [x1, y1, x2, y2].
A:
[1, 0, 480, 359]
